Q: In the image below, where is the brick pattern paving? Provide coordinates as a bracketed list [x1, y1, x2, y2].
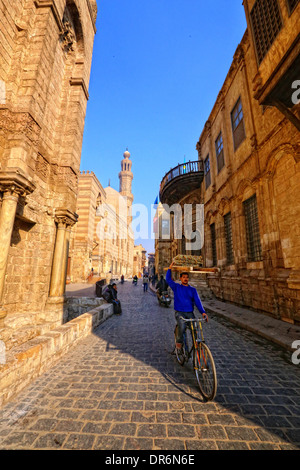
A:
[0, 281, 299, 450]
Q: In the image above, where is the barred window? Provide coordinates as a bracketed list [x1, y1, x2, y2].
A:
[215, 132, 225, 173]
[243, 195, 262, 262]
[204, 155, 211, 188]
[181, 234, 186, 255]
[250, 0, 282, 64]
[287, 0, 299, 14]
[231, 98, 246, 151]
[210, 223, 217, 266]
[161, 219, 170, 238]
[224, 212, 234, 265]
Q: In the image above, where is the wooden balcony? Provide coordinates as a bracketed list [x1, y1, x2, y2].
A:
[159, 160, 204, 206]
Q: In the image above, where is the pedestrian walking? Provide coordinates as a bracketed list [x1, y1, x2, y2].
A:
[142, 273, 149, 292]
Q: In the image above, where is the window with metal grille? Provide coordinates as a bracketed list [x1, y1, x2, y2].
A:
[181, 234, 186, 255]
[243, 195, 263, 262]
[204, 155, 211, 188]
[161, 219, 170, 238]
[224, 212, 234, 265]
[210, 223, 217, 266]
[215, 132, 225, 173]
[287, 0, 299, 14]
[231, 98, 246, 151]
[250, 0, 282, 64]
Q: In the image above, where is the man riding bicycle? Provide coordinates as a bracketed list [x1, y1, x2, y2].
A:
[166, 261, 208, 350]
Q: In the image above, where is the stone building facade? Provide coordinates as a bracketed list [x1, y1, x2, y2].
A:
[147, 252, 155, 278]
[158, 0, 300, 323]
[69, 150, 135, 283]
[154, 202, 174, 278]
[103, 185, 134, 280]
[133, 244, 147, 277]
[68, 170, 106, 283]
[0, 0, 97, 403]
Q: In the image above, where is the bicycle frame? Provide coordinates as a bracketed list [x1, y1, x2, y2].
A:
[181, 316, 204, 344]
[175, 316, 217, 401]
[181, 317, 213, 372]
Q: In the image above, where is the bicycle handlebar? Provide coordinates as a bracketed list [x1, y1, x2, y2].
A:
[178, 316, 207, 323]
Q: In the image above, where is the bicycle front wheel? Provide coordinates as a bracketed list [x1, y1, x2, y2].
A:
[174, 325, 185, 365]
[193, 342, 217, 401]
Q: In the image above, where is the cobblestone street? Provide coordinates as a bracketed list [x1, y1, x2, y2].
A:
[0, 281, 299, 450]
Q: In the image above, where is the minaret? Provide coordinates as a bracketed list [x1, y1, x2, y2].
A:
[119, 148, 134, 205]
[119, 148, 134, 277]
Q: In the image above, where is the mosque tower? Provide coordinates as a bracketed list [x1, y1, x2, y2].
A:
[119, 148, 134, 206]
[119, 149, 134, 276]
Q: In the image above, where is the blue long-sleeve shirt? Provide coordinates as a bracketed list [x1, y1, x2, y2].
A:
[166, 269, 205, 314]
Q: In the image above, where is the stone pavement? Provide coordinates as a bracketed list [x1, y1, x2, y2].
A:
[150, 283, 300, 353]
[0, 281, 300, 450]
[203, 299, 300, 353]
[65, 283, 97, 298]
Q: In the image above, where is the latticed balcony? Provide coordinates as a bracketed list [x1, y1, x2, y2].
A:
[159, 160, 204, 206]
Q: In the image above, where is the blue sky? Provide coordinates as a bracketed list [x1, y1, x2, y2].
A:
[80, 0, 247, 255]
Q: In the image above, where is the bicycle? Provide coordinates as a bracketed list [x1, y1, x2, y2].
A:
[174, 317, 217, 401]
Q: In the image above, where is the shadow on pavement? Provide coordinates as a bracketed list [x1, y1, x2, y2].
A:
[92, 280, 300, 449]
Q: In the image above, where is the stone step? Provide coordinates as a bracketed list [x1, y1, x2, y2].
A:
[2, 324, 53, 352]
[65, 297, 106, 321]
[0, 303, 114, 409]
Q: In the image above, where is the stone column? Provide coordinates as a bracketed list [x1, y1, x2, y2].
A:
[45, 209, 77, 327]
[0, 190, 19, 312]
[0, 169, 35, 323]
[49, 209, 78, 298]
[61, 224, 72, 294]
[49, 219, 67, 298]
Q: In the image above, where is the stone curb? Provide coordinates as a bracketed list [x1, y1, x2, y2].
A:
[150, 283, 300, 353]
[0, 303, 114, 409]
[203, 301, 300, 353]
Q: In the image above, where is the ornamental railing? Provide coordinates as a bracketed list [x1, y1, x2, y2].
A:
[160, 160, 204, 194]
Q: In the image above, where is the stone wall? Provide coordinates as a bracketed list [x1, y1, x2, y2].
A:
[0, 0, 97, 339]
[0, 302, 113, 409]
[156, 9, 300, 323]
[0, 0, 98, 406]
[197, 25, 300, 323]
[65, 296, 105, 321]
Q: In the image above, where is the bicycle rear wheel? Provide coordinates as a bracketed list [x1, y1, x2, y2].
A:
[193, 342, 217, 401]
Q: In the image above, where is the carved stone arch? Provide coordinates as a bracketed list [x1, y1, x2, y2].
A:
[217, 197, 231, 217]
[204, 120, 211, 132]
[96, 192, 103, 216]
[180, 189, 202, 206]
[96, 193, 102, 205]
[269, 144, 300, 272]
[62, 0, 85, 58]
[190, 194, 202, 205]
[264, 143, 300, 179]
[236, 178, 256, 202]
[204, 209, 216, 225]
